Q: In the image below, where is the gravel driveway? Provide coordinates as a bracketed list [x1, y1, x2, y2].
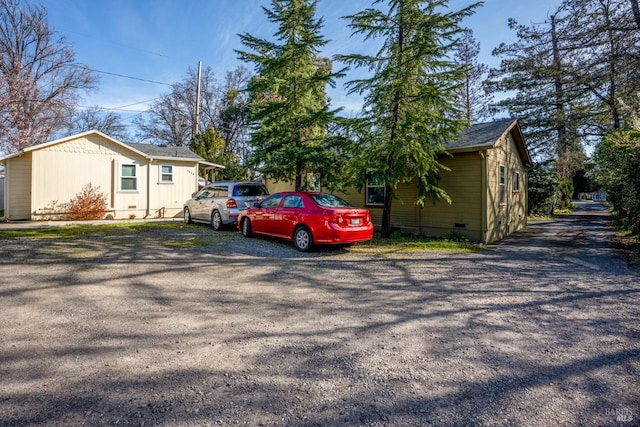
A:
[0, 202, 638, 426]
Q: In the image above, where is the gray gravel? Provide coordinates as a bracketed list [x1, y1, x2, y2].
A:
[0, 202, 638, 426]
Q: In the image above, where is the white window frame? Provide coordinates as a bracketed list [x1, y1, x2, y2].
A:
[120, 163, 138, 191]
[499, 164, 506, 206]
[159, 164, 174, 184]
[366, 173, 385, 206]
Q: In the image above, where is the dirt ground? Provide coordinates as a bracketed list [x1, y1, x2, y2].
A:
[0, 202, 638, 426]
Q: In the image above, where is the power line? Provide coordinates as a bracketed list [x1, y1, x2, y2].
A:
[114, 98, 163, 109]
[82, 66, 173, 86]
[77, 105, 148, 113]
[78, 97, 163, 112]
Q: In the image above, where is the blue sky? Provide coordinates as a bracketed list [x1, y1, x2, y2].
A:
[39, 0, 561, 128]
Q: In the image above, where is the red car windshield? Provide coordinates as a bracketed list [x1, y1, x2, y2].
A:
[310, 193, 352, 208]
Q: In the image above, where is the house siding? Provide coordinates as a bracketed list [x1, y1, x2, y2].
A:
[416, 152, 484, 241]
[5, 152, 32, 220]
[266, 180, 295, 194]
[333, 154, 484, 240]
[335, 183, 418, 231]
[149, 160, 199, 218]
[485, 133, 527, 243]
[31, 134, 150, 219]
[0, 175, 5, 211]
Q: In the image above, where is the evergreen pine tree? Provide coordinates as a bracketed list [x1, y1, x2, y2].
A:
[454, 29, 492, 123]
[236, 0, 343, 190]
[337, 0, 481, 237]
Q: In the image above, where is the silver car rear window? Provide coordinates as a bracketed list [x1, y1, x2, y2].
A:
[233, 185, 268, 197]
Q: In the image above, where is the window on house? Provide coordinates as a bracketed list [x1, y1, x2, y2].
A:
[121, 164, 137, 191]
[512, 170, 520, 192]
[366, 173, 385, 206]
[499, 164, 506, 205]
[160, 165, 173, 183]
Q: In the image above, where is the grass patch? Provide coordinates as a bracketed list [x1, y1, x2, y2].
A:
[1, 221, 485, 254]
[0, 221, 211, 248]
[354, 231, 484, 254]
[528, 203, 578, 221]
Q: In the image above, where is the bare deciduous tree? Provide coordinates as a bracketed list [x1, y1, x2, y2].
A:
[0, 0, 96, 154]
[71, 106, 131, 141]
[219, 66, 251, 161]
[134, 65, 220, 146]
[134, 64, 252, 161]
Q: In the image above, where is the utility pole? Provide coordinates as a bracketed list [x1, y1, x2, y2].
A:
[193, 61, 202, 140]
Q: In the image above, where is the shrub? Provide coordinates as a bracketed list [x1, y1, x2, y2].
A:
[594, 129, 640, 236]
[444, 230, 469, 243]
[67, 183, 108, 220]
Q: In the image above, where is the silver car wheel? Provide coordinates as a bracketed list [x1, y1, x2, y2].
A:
[184, 207, 192, 224]
[294, 227, 313, 252]
[211, 211, 223, 231]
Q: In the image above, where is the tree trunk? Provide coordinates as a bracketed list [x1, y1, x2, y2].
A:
[294, 159, 302, 191]
[632, 0, 640, 29]
[380, 18, 404, 239]
[550, 14, 568, 158]
[381, 183, 393, 238]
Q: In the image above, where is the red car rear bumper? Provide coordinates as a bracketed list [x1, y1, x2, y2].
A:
[313, 223, 374, 244]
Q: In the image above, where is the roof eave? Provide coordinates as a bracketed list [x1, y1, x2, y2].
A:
[149, 155, 205, 163]
[444, 143, 495, 154]
[198, 160, 225, 169]
[505, 119, 533, 166]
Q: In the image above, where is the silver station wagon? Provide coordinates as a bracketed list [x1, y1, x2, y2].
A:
[183, 181, 269, 230]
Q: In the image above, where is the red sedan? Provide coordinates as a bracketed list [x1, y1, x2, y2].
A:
[237, 192, 374, 252]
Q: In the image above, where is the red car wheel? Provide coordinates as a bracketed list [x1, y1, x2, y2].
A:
[293, 226, 313, 252]
[241, 218, 253, 237]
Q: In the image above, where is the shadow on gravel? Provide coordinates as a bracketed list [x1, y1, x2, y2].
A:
[1, 206, 639, 426]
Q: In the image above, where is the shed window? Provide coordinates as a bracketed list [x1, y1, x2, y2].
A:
[160, 165, 173, 183]
[499, 164, 506, 205]
[512, 170, 520, 192]
[121, 164, 137, 191]
[366, 173, 385, 206]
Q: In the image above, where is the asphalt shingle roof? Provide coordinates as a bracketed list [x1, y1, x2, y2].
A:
[445, 118, 516, 151]
[126, 142, 204, 161]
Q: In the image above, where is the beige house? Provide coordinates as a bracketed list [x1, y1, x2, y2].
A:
[0, 130, 223, 221]
[0, 171, 4, 211]
[268, 118, 532, 243]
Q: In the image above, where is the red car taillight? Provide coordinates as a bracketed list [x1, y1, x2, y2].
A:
[227, 199, 237, 209]
[324, 212, 345, 225]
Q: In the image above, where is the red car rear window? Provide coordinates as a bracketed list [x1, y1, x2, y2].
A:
[310, 193, 352, 208]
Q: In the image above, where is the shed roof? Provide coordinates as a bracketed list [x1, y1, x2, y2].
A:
[445, 118, 532, 166]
